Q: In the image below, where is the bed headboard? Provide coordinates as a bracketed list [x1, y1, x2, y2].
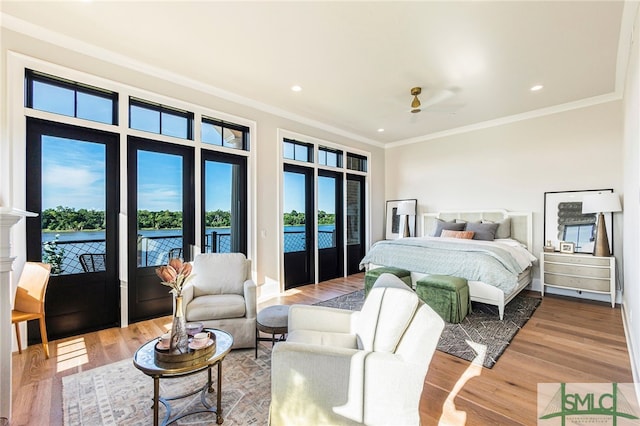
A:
[421, 209, 533, 252]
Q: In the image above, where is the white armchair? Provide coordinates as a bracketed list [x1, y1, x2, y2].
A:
[270, 273, 445, 425]
[182, 253, 256, 349]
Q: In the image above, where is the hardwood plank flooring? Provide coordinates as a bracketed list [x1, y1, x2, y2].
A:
[10, 272, 635, 425]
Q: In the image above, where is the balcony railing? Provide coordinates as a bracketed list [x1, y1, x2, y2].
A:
[43, 229, 336, 274]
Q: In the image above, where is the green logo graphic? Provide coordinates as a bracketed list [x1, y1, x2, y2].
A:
[539, 383, 639, 425]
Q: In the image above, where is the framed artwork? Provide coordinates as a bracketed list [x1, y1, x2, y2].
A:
[385, 199, 417, 240]
[559, 241, 575, 254]
[543, 189, 614, 254]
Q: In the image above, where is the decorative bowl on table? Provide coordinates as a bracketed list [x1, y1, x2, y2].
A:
[185, 322, 204, 336]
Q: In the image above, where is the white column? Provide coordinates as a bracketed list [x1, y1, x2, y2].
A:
[0, 208, 36, 421]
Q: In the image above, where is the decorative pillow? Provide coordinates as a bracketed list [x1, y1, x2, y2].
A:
[433, 219, 466, 237]
[440, 230, 475, 239]
[481, 218, 512, 239]
[465, 222, 499, 241]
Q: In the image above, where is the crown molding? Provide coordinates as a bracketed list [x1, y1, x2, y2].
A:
[385, 92, 622, 149]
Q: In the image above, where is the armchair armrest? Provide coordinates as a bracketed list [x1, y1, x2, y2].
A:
[289, 304, 359, 334]
[244, 279, 257, 319]
[271, 342, 367, 425]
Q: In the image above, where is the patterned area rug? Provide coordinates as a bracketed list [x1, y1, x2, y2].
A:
[316, 289, 541, 368]
[63, 346, 271, 425]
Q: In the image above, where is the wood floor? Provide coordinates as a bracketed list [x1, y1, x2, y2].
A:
[10, 272, 635, 425]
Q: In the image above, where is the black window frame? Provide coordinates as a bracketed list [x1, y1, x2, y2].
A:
[346, 152, 368, 172]
[283, 138, 314, 163]
[318, 146, 343, 168]
[25, 69, 119, 125]
[201, 116, 250, 151]
[129, 97, 194, 140]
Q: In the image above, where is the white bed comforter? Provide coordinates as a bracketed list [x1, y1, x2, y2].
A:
[359, 237, 537, 295]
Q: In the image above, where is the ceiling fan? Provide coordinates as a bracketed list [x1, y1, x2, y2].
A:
[409, 86, 457, 114]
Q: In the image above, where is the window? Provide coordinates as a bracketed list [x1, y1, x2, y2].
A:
[346, 153, 367, 172]
[202, 117, 250, 151]
[283, 138, 313, 163]
[318, 146, 342, 168]
[129, 98, 193, 140]
[25, 69, 118, 125]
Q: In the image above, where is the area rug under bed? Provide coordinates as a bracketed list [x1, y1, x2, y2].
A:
[315, 289, 541, 368]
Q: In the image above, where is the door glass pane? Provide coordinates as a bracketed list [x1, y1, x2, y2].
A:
[347, 179, 361, 245]
[318, 176, 336, 249]
[41, 136, 106, 275]
[204, 161, 234, 253]
[284, 171, 306, 253]
[136, 151, 183, 266]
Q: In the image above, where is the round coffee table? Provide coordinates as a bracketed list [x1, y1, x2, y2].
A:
[133, 328, 233, 426]
[256, 305, 290, 357]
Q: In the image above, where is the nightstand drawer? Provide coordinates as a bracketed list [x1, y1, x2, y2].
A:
[543, 263, 611, 278]
[544, 273, 610, 292]
[543, 254, 611, 267]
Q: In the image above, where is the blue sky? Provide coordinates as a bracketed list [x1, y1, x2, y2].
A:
[42, 136, 106, 210]
[284, 172, 335, 214]
[43, 138, 334, 215]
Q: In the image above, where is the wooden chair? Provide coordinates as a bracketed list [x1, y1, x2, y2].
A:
[11, 262, 52, 359]
[79, 253, 106, 272]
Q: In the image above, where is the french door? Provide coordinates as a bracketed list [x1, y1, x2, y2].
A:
[127, 137, 194, 322]
[283, 164, 314, 289]
[26, 118, 120, 339]
[317, 170, 343, 281]
[201, 151, 247, 255]
[346, 174, 366, 274]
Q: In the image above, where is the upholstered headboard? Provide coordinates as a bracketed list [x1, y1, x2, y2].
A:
[421, 210, 533, 252]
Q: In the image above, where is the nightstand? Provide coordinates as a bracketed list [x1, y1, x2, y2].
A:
[540, 252, 615, 307]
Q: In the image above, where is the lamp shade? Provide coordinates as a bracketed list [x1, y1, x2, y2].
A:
[396, 201, 414, 216]
[581, 192, 622, 214]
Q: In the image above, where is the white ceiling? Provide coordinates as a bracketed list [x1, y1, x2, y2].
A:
[0, 1, 631, 146]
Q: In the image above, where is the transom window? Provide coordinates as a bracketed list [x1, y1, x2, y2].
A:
[25, 69, 118, 125]
[283, 138, 313, 163]
[318, 146, 342, 168]
[346, 153, 367, 172]
[129, 98, 193, 140]
[202, 117, 250, 151]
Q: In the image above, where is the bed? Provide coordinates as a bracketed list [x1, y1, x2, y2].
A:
[359, 210, 536, 319]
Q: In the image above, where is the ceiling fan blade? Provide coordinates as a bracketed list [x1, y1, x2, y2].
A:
[420, 89, 456, 109]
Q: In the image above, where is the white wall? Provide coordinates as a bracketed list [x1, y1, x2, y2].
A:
[385, 100, 624, 299]
[622, 1, 640, 387]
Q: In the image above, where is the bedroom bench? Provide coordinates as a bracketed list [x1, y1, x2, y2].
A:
[416, 275, 471, 323]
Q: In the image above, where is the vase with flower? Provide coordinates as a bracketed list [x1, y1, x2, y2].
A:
[156, 258, 193, 353]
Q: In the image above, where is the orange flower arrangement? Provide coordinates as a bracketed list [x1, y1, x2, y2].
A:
[155, 258, 193, 297]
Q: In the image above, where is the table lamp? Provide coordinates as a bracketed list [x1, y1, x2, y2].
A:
[581, 192, 622, 257]
[396, 201, 414, 238]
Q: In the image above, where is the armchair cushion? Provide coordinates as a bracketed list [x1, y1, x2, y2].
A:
[185, 294, 246, 321]
[191, 253, 249, 297]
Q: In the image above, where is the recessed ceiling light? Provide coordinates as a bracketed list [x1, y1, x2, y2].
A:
[530, 85, 544, 92]
[377, 128, 384, 133]
[291, 85, 302, 92]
